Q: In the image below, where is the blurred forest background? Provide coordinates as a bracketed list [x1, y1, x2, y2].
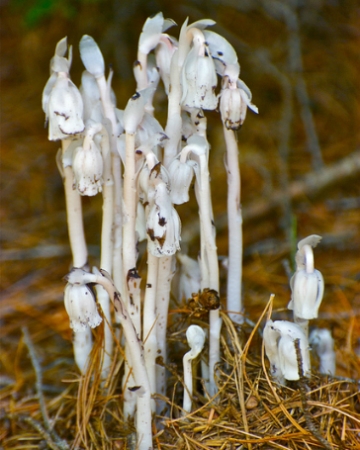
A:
[1, 0, 360, 438]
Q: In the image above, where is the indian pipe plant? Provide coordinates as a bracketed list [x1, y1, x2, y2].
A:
[41, 11, 336, 449]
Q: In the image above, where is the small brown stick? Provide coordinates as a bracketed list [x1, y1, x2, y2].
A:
[22, 327, 69, 450]
[294, 339, 333, 450]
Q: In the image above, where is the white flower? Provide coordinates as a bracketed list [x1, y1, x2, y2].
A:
[155, 34, 178, 94]
[288, 235, 324, 320]
[72, 134, 103, 196]
[64, 282, 102, 332]
[309, 328, 336, 375]
[79, 35, 105, 78]
[123, 87, 155, 134]
[168, 158, 195, 204]
[181, 33, 218, 110]
[146, 181, 181, 256]
[263, 320, 284, 382]
[220, 84, 246, 130]
[47, 73, 85, 141]
[271, 320, 311, 380]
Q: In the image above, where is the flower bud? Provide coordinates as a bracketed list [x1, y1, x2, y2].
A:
[47, 73, 85, 141]
[181, 38, 218, 110]
[272, 320, 311, 380]
[168, 158, 194, 204]
[72, 138, 103, 196]
[289, 268, 324, 320]
[220, 86, 246, 130]
[79, 35, 105, 78]
[64, 283, 102, 331]
[186, 324, 206, 357]
[146, 182, 181, 256]
[309, 328, 336, 375]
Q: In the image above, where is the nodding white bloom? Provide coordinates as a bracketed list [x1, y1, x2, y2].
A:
[270, 320, 311, 381]
[47, 73, 85, 141]
[155, 34, 178, 94]
[220, 80, 247, 130]
[138, 157, 170, 204]
[146, 180, 181, 257]
[202, 30, 239, 79]
[64, 282, 102, 332]
[72, 124, 103, 196]
[263, 320, 284, 383]
[309, 328, 336, 375]
[176, 254, 201, 302]
[79, 35, 105, 78]
[289, 235, 324, 320]
[123, 87, 155, 134]
[181, 30, 218, 110]
[168, 157, 195, 204]
[183, 325, 206, 414]
[42, 37, 73, 116]
[138, 12, 175, 55]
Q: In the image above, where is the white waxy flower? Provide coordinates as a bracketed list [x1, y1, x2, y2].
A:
[289, 235, 324, 320]
[309, 328, 336, 375]
[64, 282, 102, 332]
[50, 37, 73, 74]
[72, 131, 103, 196]
[263, 320, 284, 383]
[138, 12, 166, 55]
[237, 79, 259, 114]
[155, 34, 178, 94]
[183, 325, 206, 414]
[168, 158, 195, 204]
[202, 30, 239, 79]
[123, 87, 155, 134]
[177, 254, 201, 302]
[220, 83, 247, 130]
[272, 320, 311, 380]
[146, 181, 181, 257]
[79, 35, 105, 78]
[181, 33, 218, 110]
[47, 73, 85, 141]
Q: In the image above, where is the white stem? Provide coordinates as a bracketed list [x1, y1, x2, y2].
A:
[303, 244, 314, 274]
[197, 152, 219, 292]
[69, 269, 153, 450]
[164, 51, 182, 167]
[143, 251, 159, 413]
[294, 316, 309, 337]
[123, 131, 141, 333]
[136, 51, 148, 91]
[196, 152, 221, 397]
[95, 73, 121, 375]
[73, 329, 93, 374]
[182, 325, 205, 414]
[62, 140, 92, 373]
[112, 152, 124, 298]
[223, 125, 243, 324]
[155, 256, 174, 403]
[98, 128, 114, 375]
[182, 352, 193, 414]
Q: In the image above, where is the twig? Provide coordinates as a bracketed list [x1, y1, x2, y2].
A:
[294, 338, 333, 450]
[22, 327, 69, 450]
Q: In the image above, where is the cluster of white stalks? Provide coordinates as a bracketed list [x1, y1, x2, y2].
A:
[42, 12, 259, 449]
[264, 235, 336, 384]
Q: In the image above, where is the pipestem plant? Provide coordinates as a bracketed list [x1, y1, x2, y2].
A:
[43, 12, 258, 447]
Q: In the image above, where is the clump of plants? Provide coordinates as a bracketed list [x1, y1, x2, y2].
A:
[38, 12, 359, 450]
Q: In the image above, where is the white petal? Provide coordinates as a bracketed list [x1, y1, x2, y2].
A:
[79, 35, 105, 78]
